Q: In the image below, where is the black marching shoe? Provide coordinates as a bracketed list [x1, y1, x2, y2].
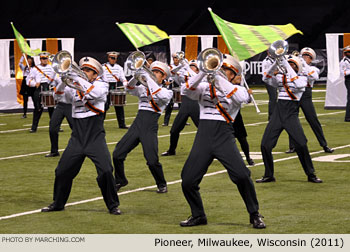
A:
[285, 148, 296, 154]
[161, 150, 176, 156]
[247, 158, 255, 166]
[308, 175, 323, 183]
[323, 146, 334, 153]
[45, 152, 60, 157]
[250, 213, 266, 229]
[29, 129, 37, 133]
[157, 186, 168, 193]
[109, 207, 122, 215]
[115, 181, 128, 192]
[21, 114, 27, 119]
[180, 215, 207, 227]
[41, 203, 64, 212]
[256, 176, 276, 183]
[119, 125, 129, 129]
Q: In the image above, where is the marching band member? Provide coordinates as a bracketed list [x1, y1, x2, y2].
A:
[103, 51, 128, 129]
[261, 52, 278, 120]
[41, 56, 121, 215]
[340, 45, 350, 122]
[257, 54, 322, 183]
[179, 52, 265, 229]
[26, 52, 58, 133]
[45, 77, 74, 157]
[229, 72, 255, 166]
[19, 55, 35, 119]
[286, 48, 333, 154]
[112, 60, 173, 193]
[161, 59, 200, 156]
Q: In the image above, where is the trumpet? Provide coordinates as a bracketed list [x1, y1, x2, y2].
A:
[125, 51, 157, 86]
[52, 50, 88, 91]
[268, 40, 289, 74]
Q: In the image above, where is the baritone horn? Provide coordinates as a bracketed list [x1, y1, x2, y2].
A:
[125, 51, 157, 86]
[197, 47, 227, 83]
[52, 50, 88, 91]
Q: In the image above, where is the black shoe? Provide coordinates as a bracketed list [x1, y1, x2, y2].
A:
[119, 126, 129, 129]
[250, 213, 266, 229]
[41, 203, 64, 212]
[45, 152, 60, 157]
[323, 146, 334, 153]
[247, 158, 255, 166]
[157, 186, 168, 193]
[59, 128, 64, 132]
[162, 123, 168, 126]
[345, 118, 350, 122]
[308, 175, 323, 183]
[109, 207, 122, 215]
[21, 114, 27, 119]
[180, 215, 207, 227]
[29, 129, 37, 133]
[285, 148, 296, 154]
[256, 176, 276, 183]
[161, 150, 176, 156]
[185, 122, 190, 126]
[115, 181, 128, 191]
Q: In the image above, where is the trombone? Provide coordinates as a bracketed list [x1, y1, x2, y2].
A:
[52, 50, 88, 92]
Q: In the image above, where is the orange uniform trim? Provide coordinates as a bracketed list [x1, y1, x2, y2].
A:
[104, 64, 120, 82]
[226, 87, 238, 98]
[152, 88, 161, 95]
[86, 85, 94, 94]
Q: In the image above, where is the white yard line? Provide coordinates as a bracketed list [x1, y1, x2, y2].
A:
[1, 143, 349, 221]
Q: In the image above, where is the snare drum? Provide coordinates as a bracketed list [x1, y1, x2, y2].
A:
[172, 87, 181, 103]
[110, 90, 126, 106]
[40, 91, 57, 107]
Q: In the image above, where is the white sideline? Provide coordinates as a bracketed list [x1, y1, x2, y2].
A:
[0, 143, 349, 221]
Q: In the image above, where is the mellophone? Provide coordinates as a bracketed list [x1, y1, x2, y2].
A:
[110, 88, 126, 106]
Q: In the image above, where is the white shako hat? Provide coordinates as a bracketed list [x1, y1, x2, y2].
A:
[150, 61, 170, 78]
[300, 47, 316, 60]
[79, 56, 103, 76]
[39, 51, 50, 58]
[107, 51, 120, 57]
[287, 54, 303, 74]
[222, 54, 242, 76]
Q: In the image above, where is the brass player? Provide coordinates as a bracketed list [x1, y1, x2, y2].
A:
[286, 47, 333, 154]
[257, 51, 322, 184]
[179, 50, 265, 229]
[41, 56, 121, 215]
[113, 57, 173, 193]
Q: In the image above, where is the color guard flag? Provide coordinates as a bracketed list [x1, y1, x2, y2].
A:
[208, 8, 303, 60]
[116, 22, 169, 49]
[10, 22, 42, 56]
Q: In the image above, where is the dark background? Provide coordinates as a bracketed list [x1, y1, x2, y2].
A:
[1, 0, 350, 63]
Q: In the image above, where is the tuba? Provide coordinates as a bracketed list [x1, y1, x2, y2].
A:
[52, 50, 88, 91]
[125, 51, 157, 86]
[268, 40, 289, 74]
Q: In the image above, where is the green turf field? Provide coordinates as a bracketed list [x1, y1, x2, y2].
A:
[0, 86, 349, 234]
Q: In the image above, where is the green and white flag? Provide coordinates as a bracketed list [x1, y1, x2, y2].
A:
[116, 22, 169, 49]
[208, 8, 303, 60]
[10, 22, 42, 56]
